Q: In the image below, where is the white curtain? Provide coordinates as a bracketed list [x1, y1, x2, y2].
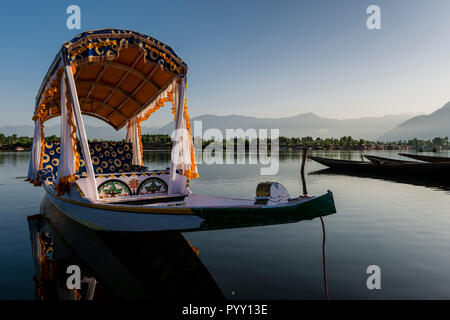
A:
[56, 75, 77, 185]
[126, 117, 143, 166]
[28, 118, 42, 183]
[168, 77, 192, 194]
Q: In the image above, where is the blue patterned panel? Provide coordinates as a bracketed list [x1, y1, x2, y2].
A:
[77, 141, 146, 175]
[65, 29, 187, 77]
[75, 158, 87, 179]
[39, 141, 61, 184]
[41, 141, 149, 181]
[39, 168, 56, 185]
[90, 141, 132, 174]
[130, 164, 149, 172]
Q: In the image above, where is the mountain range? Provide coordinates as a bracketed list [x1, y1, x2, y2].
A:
[2, 105, 448, 141]
[0, 113, 414, 140]
[154, 113, 415, 140]
[379, 102, 450, 141]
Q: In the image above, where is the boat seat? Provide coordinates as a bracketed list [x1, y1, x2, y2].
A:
[38, 140, 149, 185]
[77, 141, 149, 176]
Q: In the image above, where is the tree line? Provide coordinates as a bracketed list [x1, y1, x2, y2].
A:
[1, 133, 449, 151]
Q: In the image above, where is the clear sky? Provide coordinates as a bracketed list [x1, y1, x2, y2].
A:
[1, 0, 450, 128]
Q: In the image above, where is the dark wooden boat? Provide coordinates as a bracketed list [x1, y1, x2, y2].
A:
[364, 155, 412, 164]
[399, 153, 450, 163]
[309, 156, 450, 177]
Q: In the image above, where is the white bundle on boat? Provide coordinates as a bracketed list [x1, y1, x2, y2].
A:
[255, 182, 290, 205]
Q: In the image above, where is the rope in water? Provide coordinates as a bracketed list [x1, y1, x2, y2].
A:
[320, 216, 329, 300]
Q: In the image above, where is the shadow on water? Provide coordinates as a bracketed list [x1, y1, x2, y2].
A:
[310, 168, 450, 192]
[27, 196, 225, 300]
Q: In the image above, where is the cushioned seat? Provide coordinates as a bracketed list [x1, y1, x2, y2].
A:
[38, 140, 148, 184]
[77, 141, 148, 176]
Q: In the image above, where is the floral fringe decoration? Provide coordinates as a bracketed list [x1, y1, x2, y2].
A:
[136, 91, 174, 165]
[183, 97, 199, 179]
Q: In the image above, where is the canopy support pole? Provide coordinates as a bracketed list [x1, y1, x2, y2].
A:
[61, 49, 99, 200]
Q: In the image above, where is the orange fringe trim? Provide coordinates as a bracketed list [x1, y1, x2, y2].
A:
[33, 68, 64, 122]
[136, 91, 174, 165]
[127, 83, 198, 179]
[187, 240, 199, 255]
[56, 177, 74, 196]
[32, 65, 76, 123]
[139, 91, 174, 121]
[183, 97, 199, 179]
[67, 94, 80, 173]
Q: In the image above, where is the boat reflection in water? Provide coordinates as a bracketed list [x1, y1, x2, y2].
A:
[27, 196, 225, 300]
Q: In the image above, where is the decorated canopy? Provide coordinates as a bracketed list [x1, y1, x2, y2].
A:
[29, 29, 198, 199]
[34, 29, 188, 129]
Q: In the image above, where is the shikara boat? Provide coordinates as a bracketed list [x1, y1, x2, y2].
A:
[309, 156, 450, 177]
[399, 153, 450, 163]
[27, 29, 336, 232]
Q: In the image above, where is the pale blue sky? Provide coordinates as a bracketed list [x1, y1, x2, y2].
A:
[1, 0, 450, 128]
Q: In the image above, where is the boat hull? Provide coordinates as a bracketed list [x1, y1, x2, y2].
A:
[364, 155, 412, 164]
[310, 156, 450, 177]
[398, 153, 450, 163]
[43, 189, 336, 232]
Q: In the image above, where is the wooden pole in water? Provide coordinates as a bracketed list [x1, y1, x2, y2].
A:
[301, 148, 308, 196]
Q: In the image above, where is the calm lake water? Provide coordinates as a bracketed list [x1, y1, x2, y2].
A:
[0, 150, 449, 299]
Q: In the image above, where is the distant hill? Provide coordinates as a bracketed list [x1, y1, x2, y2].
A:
[0, 125, 157, 140]
[1, 113, 415, 140]
[379, 102, 450, 141]
[154, 113, 415, 140]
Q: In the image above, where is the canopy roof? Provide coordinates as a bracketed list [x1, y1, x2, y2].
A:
[34, 29, 188, 129]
